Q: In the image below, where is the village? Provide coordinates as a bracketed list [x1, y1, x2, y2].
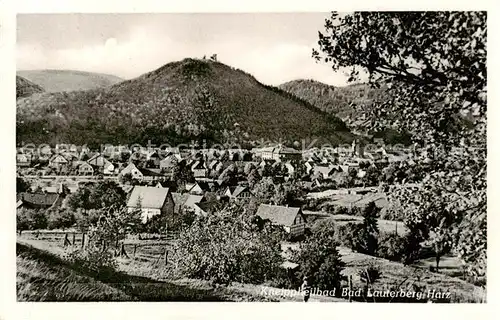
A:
[13, 11, 487, 304]
[16, 138, 417, 224]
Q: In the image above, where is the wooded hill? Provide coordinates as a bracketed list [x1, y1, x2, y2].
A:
[17, 70, 124, 93]
[16, 59, 355, 147]
[279, 79, 412, 145]
[16, 76, 44, 99]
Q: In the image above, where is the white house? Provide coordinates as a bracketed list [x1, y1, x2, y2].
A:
[126, 186, 174, 223]
[119, 163, 144, 181]
[256, 204, 307, 238]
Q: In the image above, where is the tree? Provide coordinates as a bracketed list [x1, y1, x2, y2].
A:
[68, 181, 127, 211]
[359, 264, 381, 301]
[314, 12, 486, 279]
[172, 161, 194, 187]
[377, 233, 407, 262]
[293, 227, 345, 293]
[16, 208, 47, 232]
[171, 206, 283, 285]
[247, 168, 262, 188]
[353, 202, 380, 255]
[16, 177, 31, 193]
[46, 209, 76, 230]
[218, 164, 238, 186]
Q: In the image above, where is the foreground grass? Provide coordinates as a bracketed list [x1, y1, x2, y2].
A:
[18, 239, 322, 302]
[338, 247, 486, 303]
[17, 243, 131, 301]
[17, 241, 230, 301]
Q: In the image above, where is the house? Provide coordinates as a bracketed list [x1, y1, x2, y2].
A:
[17, 192, 64, 210]
[77, 162, 94, 175]
[159, 154, 179, 171]
[126, 186, 174, 223]
[87, 154, 115, 175]
[172, 192, 206, 215]
[191, 161, 205, 171]
[187, 181, 211, 195]
[256, 204, 307, 238]
[138, 167, 164, 181]
[260, 145, 301, 162]
[284, 162, 296, 176]
[119, 163, 144, 181]
[224, 185, 251, 200]
[160, 146, 180, 156]
[156, 180, 179, 191]
[193, 168, 207, 178]
[16, 153, 31, 167]
[193, 200, 221, 216]
[146, 151, 161, 168]
[312, 165, 337, 180]
[49, 154, 69, 169]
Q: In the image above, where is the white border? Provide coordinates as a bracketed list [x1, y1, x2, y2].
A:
[1, 1, 499, 320]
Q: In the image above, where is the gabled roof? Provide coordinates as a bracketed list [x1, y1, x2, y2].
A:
[18, 192, 60, 208]
[49, 154, 69, 163]
[171, 193, 205, 211]
[232, 186, 249, 198]
[127, 186, 171, 209]
[138, 167, 163, 177]
[256, 204, 302, 227]
[185, 195, 205, 209]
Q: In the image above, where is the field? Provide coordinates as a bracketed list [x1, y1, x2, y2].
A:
[17, 228, 485, 303]
[17, 233, 345, 302]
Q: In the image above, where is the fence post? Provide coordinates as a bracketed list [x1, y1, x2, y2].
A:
[164, 248, 168, 265]
[120, 242, 128, 258]
[72, 232, 76, 246]
[81, 233, 85, 249]
[133, 244, 137, 259]
[63, 233, 71, 247]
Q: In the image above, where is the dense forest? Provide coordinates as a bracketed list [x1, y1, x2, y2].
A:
[16, 59, 355, 147]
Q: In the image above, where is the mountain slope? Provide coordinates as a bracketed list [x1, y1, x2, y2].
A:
[279, 79, 412, 145]
[16, 59, 355, 147]
[16, 76, 44, 99]
[279, 79, 385, 122]
[17, 70, 123, 92]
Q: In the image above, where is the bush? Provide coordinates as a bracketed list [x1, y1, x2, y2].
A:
[377, 233, 407, 262]
[65, 246, 117, 280]
[171, 207, 283, 285]
[16, 208, 48, 231]
[293, 229, 345, 293]
[47, 209, 76, 230]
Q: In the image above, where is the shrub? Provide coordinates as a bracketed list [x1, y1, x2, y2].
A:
[16, 208, 48, 231]
[171, 207, 283, 285]
[352, 202, 380, 255]
[47, 209, 76, 230]
[377, 233, 407, 262]
[65, 246, 117, 280]
[293, 228, 345, 293]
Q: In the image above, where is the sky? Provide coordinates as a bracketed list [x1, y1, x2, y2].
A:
[16, 13, 358, 86]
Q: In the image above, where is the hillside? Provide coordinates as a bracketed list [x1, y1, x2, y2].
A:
[16, 76, 44, 99]
[17, 70, 123, 92]
[280, 79, 385, 120]
[279, 79, 411, 144]
[16, 58, 355, 147]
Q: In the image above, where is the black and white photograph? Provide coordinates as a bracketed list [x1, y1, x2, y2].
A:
[12, 10, 487, 304]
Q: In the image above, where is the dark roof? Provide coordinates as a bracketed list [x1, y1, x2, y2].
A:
[196, 181, 212, 192]
[232, 186, 249, 198]
[18, 192, 60, 208]
[256, 204, 302, 227]
[138, 167, 163, 176]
